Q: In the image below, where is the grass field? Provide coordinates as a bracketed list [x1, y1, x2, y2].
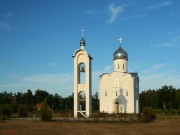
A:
[0, 118, 180, 135]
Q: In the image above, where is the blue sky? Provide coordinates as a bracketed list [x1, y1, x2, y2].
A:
[0, 0, 180, 97]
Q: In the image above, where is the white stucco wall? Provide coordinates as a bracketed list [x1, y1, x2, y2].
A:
[73, 49, 92, 118]
[100, 72, 139, 114]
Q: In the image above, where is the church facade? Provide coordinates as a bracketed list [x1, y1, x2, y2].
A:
[100, 38, 139, 114]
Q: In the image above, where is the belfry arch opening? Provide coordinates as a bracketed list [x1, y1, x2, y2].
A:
[78, 91, 86, 111]
[78, 63, 86, 84]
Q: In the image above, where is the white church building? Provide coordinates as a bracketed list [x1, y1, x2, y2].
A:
[99, 38, 139, 114]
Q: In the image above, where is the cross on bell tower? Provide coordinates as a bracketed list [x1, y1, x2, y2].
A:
[81, 28, 84, 37]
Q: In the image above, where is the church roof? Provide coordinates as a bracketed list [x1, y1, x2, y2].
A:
[113, 46, 128, 60]
[129, 72, 139, 80]
[72, 49, 93, 59]
[99, 72, 139, 79]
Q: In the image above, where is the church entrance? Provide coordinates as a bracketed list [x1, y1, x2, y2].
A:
[114, 101, 119, 113]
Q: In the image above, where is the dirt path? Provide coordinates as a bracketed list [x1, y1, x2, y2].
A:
[0, 119, 180, 135]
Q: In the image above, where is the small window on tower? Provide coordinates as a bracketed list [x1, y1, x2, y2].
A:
[123, 64, 124, 69]
[105, 91, 107, 96]
[116, 91, 117, 96]
[118, 64, 120, 69]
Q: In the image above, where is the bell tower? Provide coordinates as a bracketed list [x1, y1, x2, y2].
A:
[72, 29, 92, 118]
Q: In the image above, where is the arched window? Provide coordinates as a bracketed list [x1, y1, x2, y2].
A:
[78, 63, 86, 84]
[79, 91, 86, 111]
[105, 91, 107, 96]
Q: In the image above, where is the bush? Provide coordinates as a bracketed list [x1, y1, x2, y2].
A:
[0, 104, 12, 119]
[17, 104, 27, 117]
[177, 109, 180, 115]
[156, 109, 163, 114]
[163, 109, 169, 115]
[140, 107, 156, 122]
[176, 109, 180, 115]
[39, 105, 53, 121]
[170, 109, 176, 115]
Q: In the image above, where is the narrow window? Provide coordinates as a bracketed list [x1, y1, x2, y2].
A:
[105, 91, 107, 96]
[116, 91, 117, 96]
[118, 64, 120, 69]
[126, 91, 128, 96]
[123, 64, 124, 69]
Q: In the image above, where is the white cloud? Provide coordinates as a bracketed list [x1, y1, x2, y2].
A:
[85, 9, 96, 15]
[48, 62, 58, 67]
[142, 63, 166, 74]
[23, 74, 72, 84]
[172, 34, 180, 42]
[147, 1, 172, 10]
[139, 63, 180, 91]
[0, 73, 74, 97]
[104, 65, 113, 71]
[121, 14, 146, 20]
[107, 3, 123, 24]
[0, 11, 13, 31]
[152, 63, 166, 69]
[140, 72, 180, 91]
[0, 67, 5, 71]
[1, 11, 13, 18]
[151, 34, 180, 48]
[0, 21, 11, 31]
[152, 42, 176, 48]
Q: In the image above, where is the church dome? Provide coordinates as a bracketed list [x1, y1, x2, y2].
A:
[113, 46, 128, 60]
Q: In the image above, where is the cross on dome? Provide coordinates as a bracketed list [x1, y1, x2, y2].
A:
[118, 37, 123, 45]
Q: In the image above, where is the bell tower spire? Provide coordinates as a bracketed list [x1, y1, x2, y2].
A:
[80, 28, 85, 49]
[81, 28, 84, 37]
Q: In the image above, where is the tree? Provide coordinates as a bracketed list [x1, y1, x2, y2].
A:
[17, 104, 27, 117]
[139, 85, 179, 111]
[39, 104, 53, 121]
[0, 104, 11, 119]
[24, 89, 34, 105]
[175, 89, 180, 109]
[92, 92, 99, 112]
[158, 85, 175, 109]
[34, 89, 49, 103]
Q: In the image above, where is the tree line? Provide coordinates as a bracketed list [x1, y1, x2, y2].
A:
[0, 85, 180, 117]
[139, 85, 180, 112]
[0, 89, 99, 115]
